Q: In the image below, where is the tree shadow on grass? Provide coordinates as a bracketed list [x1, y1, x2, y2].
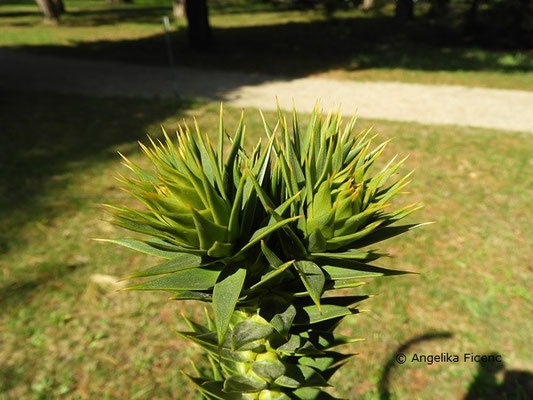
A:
[0, 9, 39, 18]
[0, 91, 193, 254]
[63, 6, 171, 27]
[378, 332, 533, 400]
[378, 331, 454, 400]
[6, 11, 532, 77]
[0, 261, 83, 311]
[0, 4, 171, 26]
[464, 354, 533, 400]
[0, 7, 168, 26]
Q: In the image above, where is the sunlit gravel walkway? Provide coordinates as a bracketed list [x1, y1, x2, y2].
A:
[1, 50, 532, 132]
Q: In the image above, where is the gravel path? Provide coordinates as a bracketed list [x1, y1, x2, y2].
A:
[1, 50, 532, 132]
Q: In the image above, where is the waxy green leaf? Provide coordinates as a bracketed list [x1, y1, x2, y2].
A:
[123, 253, 203, 279]
[126, 267, 220, 291]
[294, 261, 325, 309]
[223, 375, 267, 393]
[96, 238, 183, 259]
[251, 360, 286, 381]
[213, 266, 247, 344]
[232, 319, 274, 350]
[293, 304, 354, 325]
[185, 376, 241, 400]
[270, 303, 297, 337]
[274, 364, 328, 388]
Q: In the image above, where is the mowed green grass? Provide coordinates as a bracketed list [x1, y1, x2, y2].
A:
[1, 91, 531, 399]
[0, 0, 532, 90]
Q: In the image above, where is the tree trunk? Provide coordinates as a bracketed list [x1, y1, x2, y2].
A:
[173, 0, 185, 18]
[51, 0, 64, 14]
[428, 0, 449, 18]
[361, 0, 376, 11]
[35, 0, 61, 23]
[185, 0, 213, 49]
[512, 0, 532, 45]
[396, 0, 414, 21]
[514, 0, 532, 29]
[465, 0, 481, 33]
[323, 0, 337, 18]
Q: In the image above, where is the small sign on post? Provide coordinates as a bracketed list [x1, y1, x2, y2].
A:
[162, 16, 174, 66]
[162, 16, 179, 97]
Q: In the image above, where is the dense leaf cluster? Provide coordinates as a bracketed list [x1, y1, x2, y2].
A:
[104, 105, 423, 399]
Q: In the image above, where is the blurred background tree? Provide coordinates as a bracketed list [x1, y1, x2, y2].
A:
[29, 0, 532, 48]
[184, 0, 212, 49]
[34, 0, 65, 23]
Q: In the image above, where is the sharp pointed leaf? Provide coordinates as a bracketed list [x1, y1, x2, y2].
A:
[294, 261, 325, 309]
[97, 238, 184, 259]
[293, 304, 354, 325]
[126, 267, 220, 291]
[231, 319, 274, 350]
[251, 360, 286, 381]
[223, 375, 267, 393]
[213, 266, 247, 344]
[123, 253, 203, 279]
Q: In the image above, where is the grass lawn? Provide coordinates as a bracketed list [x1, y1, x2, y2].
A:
[0, 0, 532, 90]
[1, 91, 532, 399]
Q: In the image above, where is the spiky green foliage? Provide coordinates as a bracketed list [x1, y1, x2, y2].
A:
[103, 104, 424, 399]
